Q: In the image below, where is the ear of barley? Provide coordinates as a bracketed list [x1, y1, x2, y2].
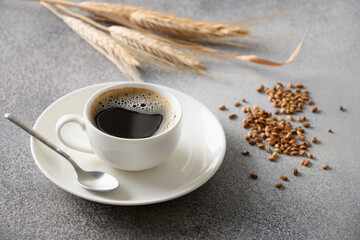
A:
[62, 16, 142, 81]
[109, 26, 204, 72]
[37, 1, 249, 39]
[129, 10, 249, 39]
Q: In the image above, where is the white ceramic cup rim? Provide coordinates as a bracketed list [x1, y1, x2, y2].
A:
[83, 82, 182, 142]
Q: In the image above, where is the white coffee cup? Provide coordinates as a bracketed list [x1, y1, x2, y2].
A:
[55, 82, 182, 171]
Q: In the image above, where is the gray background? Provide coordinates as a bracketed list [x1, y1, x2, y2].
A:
[1, 0, 359, 239]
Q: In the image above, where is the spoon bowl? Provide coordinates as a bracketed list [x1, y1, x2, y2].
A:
[78, 170, 119, 191]
[5, 113, 119, 192]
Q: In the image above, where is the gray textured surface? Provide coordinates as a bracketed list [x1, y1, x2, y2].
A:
[1, 0, 360, 239]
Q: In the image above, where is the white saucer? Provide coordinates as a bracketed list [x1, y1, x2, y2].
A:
[31, 83, 226, 205]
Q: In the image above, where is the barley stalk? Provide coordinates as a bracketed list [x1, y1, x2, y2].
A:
[129, 10, 249, 39]
[36, 0, 308, 68]
[109, 26, 204, 72]
[55, 4, 207, 73]
[40, 2, 141, 82]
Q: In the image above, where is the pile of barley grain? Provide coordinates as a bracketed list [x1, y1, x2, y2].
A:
[218, 82, 333, 189]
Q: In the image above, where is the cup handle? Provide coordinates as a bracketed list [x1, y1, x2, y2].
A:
[55, 114, 93, 153]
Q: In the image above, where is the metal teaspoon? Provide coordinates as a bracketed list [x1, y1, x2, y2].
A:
[5, 113, 119, 192]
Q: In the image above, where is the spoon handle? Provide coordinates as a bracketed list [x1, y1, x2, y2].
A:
[4, 113, 80, 170]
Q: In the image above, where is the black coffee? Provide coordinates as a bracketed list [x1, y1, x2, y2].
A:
[94, 107, 163, 139]
[90, 87, 175, 139]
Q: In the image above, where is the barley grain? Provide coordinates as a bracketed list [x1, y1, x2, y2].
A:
[265, 146, 271, 153]
[250, 173, 258, 179]
[228, 114, 237, 119]
[280, 175, 288, 181]
[322, 164, 329, 169]
[268, 156, 276, 161]
[257, 144, 265, 149]
[311, 107, 318, 113]
[218, 105, 226, 110]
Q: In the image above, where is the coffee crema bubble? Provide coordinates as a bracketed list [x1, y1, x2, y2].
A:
[89, 88, 176, 138]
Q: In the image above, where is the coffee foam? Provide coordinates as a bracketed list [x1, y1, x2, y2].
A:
[90, 87, 176, 135]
